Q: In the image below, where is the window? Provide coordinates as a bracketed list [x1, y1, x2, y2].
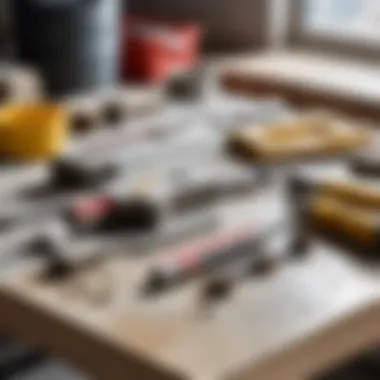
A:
[304, 0, 380, 45]
[288, 0, 380, 57]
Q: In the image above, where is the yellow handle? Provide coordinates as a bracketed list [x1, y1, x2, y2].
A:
[309, 196, 378, 245]
[321, 181, 380, 209]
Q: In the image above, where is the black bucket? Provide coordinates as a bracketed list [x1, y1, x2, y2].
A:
[12, 0, 121, 96]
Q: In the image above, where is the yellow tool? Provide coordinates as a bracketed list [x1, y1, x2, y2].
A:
[307, 195, 380, 248]
[0, 103, 69, 160]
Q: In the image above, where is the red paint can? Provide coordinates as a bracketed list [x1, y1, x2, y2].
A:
[122, 15, 202, 83]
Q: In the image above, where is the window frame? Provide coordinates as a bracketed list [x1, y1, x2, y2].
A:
[286, 0, 380, 60]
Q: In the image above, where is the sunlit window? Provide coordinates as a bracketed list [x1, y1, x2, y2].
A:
[303, 0, 380, 44]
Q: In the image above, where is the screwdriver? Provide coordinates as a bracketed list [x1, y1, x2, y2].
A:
[200, 253, 275, 306]
[142, 217, 284, 295]
[200, 223, 309, 305]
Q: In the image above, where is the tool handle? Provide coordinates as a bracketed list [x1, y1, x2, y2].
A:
[308, 196, 376, 246]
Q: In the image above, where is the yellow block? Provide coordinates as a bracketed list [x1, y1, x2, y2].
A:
[229, 118, 369, 161]
[0, 104, 69, 160]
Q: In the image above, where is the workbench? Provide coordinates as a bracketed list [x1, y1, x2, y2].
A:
[1, 163, 380, 380]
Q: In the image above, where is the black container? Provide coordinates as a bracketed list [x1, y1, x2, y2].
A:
[12, 0, 121, 96]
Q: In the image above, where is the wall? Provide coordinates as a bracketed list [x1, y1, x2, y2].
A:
[128, 0, 269, 51]
[0, 0, 8, 37]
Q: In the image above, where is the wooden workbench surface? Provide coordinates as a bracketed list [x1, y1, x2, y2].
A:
[2, 170, 380, 380]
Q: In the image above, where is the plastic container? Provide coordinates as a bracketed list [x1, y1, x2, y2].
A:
[0, 104, 69, 160]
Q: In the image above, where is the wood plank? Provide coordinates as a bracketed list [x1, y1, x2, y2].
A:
[221, 51, 380, 120]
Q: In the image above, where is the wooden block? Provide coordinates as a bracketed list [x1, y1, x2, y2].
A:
[228, 113, 369, 162]
[307, 195, 380, 249]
